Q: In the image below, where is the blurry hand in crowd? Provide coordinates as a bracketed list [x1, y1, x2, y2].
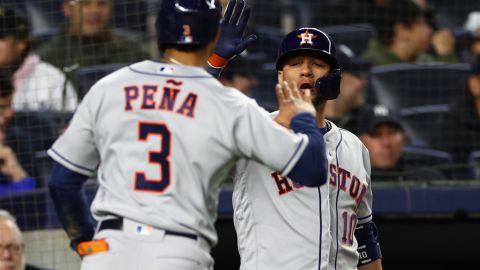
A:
[63, 0, 111, 36]
[431, 29, 456, 56]
[0, 145, 27, 183]
[0, 94, 25, 183]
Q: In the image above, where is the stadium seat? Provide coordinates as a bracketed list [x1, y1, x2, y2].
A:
[75, 63, 128, 99]
[247, 26, 284, 62]
[467, 151, 480, 180]
[400, 104, 450, 150]
[320, 23, 373, 56]
[367, 63, 471, 111]
[403, 146, 454, 179]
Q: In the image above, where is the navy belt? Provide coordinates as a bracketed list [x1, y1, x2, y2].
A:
[98, 218, 198, 240]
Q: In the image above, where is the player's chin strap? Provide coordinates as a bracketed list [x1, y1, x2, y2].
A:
[315, 68, 342, 100]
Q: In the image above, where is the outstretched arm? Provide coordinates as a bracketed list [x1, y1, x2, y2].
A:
[275, 81, 328, 187]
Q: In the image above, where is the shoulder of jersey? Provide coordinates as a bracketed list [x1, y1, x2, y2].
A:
[337, 125, 364, 147]
[127, 60, 217, 79]
[89, 60, 223, 88]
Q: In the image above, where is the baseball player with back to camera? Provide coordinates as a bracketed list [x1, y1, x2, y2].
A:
[232, 28, 383, 270]
[47, 0, 330, 269]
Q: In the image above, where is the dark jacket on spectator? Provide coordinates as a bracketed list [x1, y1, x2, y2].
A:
[36, 31, 147, 94]
[371, 155, 446, 182]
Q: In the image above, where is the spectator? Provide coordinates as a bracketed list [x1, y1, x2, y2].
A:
[36, 0, 148, 95]
[324, 44, 371, 132]
[0, 73, 38, 196]
[0, 210, 47, 270]
[463, 11, 480, 59]
[219, 54, 259, 96]
[0, 5, 77, 111]
[443, 57, 480, 167]
[357, 105, 445, 181]
[362, 0, 457, 66]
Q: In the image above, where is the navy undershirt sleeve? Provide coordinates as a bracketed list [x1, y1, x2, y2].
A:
[287, 112, 328, 187]
[48, 161, 94, 251]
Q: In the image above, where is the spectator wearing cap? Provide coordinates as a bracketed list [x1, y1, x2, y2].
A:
[357, 105, 445, 181]
[36, 0, 148, 97]
[443, 57, 480, 168]
[362, 0, 457, 66]
[324, 44, 371, 132]
[0, 5, 77, 111]
[463, 11, 480, 60]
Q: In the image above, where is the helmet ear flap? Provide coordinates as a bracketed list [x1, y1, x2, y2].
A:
[315, 68, 342, 100]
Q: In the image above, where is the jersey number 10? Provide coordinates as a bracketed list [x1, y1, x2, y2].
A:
[134, 122, 171, 193]
[342, 211, 358, 246]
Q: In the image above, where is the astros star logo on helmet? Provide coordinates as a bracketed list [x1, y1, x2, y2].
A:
[297, 30, 317, 46]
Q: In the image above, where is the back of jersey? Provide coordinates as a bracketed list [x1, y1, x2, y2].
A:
[49, 60, 308, 246]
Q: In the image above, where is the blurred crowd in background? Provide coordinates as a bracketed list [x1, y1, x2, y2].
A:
[0, 0, 479, 197]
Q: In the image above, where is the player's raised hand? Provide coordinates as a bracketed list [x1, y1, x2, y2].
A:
[275, 81, 316, 128]
[207, 0, 257, 75]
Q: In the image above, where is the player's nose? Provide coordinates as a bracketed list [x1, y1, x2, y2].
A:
[300, 63, 313, 77]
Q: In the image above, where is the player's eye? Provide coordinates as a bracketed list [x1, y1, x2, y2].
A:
[314, 62, 327, 68]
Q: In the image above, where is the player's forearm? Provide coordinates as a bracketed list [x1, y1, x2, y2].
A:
[48, 162, 94, 250]
[287, 112, 328, 187]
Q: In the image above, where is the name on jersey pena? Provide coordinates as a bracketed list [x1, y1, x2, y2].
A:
[271, 164, 367, 208]
[123, 79, 197, 118]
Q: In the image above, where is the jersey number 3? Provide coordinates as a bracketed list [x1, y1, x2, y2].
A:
[134, 122, 171, 193]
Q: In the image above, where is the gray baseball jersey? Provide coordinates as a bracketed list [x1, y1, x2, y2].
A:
[47, 60, 309, 247]
[233, 120, 373, 270]
[328, 125, 373, 270]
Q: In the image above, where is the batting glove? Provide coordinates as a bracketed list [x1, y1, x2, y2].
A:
[207, 0, 257, 77]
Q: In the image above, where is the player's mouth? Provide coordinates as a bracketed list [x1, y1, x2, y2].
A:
[299, 82, 314, 92]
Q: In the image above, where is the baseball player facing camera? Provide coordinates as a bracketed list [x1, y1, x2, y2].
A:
[232, 28, 383, 270]
[47, 1, 330, 269]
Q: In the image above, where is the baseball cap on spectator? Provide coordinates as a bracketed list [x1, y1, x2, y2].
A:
[0, 6, 30, 39]
[357, 105, 405, 135]
[336, 44, 372, 73]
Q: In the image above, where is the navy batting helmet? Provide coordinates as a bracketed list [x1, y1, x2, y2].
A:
[276, 27, 341, 100]
[276, 27, 339, 71]
[155, 0, 222, 49]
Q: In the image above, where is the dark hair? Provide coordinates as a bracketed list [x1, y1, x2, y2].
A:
[373, 0, 425, 45]
[0, 69, 14, 98]
[0, 6, 30, 40]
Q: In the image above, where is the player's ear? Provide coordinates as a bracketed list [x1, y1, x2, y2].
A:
[277, 70, 284, 83]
